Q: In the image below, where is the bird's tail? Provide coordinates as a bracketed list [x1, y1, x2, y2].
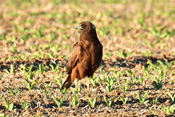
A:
[61, 75, 72, 90]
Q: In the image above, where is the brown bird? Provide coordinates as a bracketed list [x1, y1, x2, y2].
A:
[61, 21, 103, 90]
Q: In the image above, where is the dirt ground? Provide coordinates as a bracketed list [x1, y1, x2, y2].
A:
[0, 0, 175, 116]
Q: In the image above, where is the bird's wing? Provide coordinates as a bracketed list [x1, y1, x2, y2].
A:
[66, 42, 80, 74]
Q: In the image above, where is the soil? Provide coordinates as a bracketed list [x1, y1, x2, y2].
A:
[0, 0, 175, 116]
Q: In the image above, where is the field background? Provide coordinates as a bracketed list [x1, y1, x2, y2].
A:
[0, 0, 175, 116]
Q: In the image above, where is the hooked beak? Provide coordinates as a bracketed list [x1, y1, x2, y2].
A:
[75, 25, 83, 30]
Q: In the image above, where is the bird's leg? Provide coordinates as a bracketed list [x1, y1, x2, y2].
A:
[74, 79, 78, 89]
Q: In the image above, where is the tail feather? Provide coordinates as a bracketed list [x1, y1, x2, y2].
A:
[61, 75, 72, 90]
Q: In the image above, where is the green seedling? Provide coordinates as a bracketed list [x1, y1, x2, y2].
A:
[72, 85, 81, 94]
[48, 51, 54, 58]
[136, 91, 149, 104]
[118, 26, 124, 35]
[24, 71, 36, 80]
[58, 72, 66, 78]
[0, 75, 2, 80]
[60, 88, 68, 94]
[153, 98, 159, 104]
[38, 64, 47, 74]
[117, 49, 131, 58]
[8, 86, 19, 96]
[127, 70, 139, 84]
[22, 64, 37, 79]
[167, 92, 175, 103]
[87, 96, 98, 108]
[40, 82, 52, 96]
[106, 84, 114, 92]
[52, 96, 65, 108]
[157, 60, 173, 73]
[72, 95, 80, 107]
[50, 64, 60, 73]
[50, 31, 57, 41]
[0, 113, 5, 117]
[34, 25, 45, 38]
[54, 45, 60, 52]
[150, 107, 156, 115]
[161, 105, 175, 114]
[64, 44, 71, 51]
[20, 101, 29, 110]
[112, 69, 126, 82]
[119, 79, 133, 91]
[2, 97, 14, 111]
[150, 75, 163, 90]
[25, 79, 36, 90]
[40, 88, 51, 97]
[18, 53, 24, 59]
[139, 76, 146, 85]
[104, 51, 112, 58]
[37, 52, 45, 59]
[12, 46, 17, 53]
[0, 34, 4, 40]
[104, 96, 115, 106]
[90, 77, 98, 87]
[21, 32, 31, 41]
[5, 64, 15, 74]
[54, 78, 62, 88]
[119, 83, 129, 91]
[105, 76, 115, 92]
[119, 97, 129, 105]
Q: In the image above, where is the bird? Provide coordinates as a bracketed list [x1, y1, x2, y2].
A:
[61, 21, 103, 90]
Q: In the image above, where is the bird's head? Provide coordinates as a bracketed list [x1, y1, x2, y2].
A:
[76, 21, 96, 33]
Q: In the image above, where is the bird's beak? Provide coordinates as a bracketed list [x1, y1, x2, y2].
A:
[75, 26, 83, 30]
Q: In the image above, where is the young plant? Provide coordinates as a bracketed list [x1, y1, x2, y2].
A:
[90, 77, 98, 87]
[104, 96, 115, 106]
[72, 85, 81, 94]
[8, 86, 19, 96]
[139, 76, 146, 85]
[150, 75, 163, 90]
[38, 64, 47, 74]
[72, 95, 80, 107]
[136, 91, 149, 104]
[25, 79, 36, 90]
[40, 82, 52, 96]
[54, 78, 62, 88]
[161, 105, 175, 114]
[119, 97, 129, 105]
[119, 80, 133, 91]
[2, 97, 14, 111]
[23, 64, 36, 80]
[167, 92, 175, 103]
[153, 98, 159, 104]
[116, 49, 131, 58]
[60, 88, 68, 94]
[127, 70, 139, 84]
[34, 25, 45, 38]
[50, 64, 60, 73]
[20, 101, 29, 110]
[24, 70, 36, 80]
[105, 76, 115, 92]
[52, 96, 65, 107]
[87, 96, 98, 108]
[40, 88, 51, 97]
[5, 64, 15, 74]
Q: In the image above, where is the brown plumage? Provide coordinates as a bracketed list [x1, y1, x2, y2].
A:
[61, 21, 103, 90]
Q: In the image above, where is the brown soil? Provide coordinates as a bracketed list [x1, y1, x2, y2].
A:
[0, 0, 175, 116]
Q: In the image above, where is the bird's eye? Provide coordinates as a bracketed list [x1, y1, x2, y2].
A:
[81, 24, 86, 29]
